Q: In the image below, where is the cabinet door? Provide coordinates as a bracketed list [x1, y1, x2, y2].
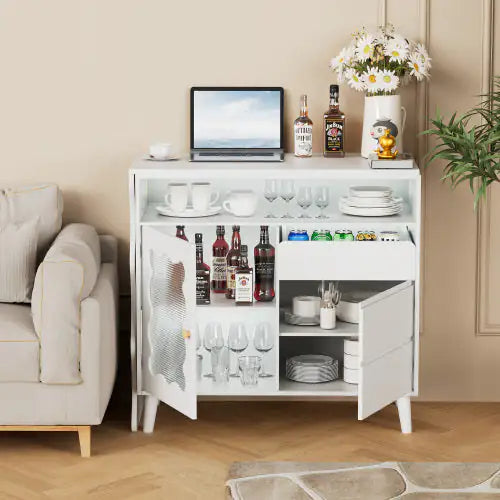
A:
[142, 226, 197, 420]
[358, 281, 414, 420]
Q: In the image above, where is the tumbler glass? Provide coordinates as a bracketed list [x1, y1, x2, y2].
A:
[211, 346, 230, 384]
[238, 356, 262, 386]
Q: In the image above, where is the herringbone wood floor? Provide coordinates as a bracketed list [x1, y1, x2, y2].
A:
[1, 402, 500, 499]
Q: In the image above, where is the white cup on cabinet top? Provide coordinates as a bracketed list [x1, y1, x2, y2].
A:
[223, 190, 258, 217]
[165, 183, 189, 213]
[191, 182, 219, 212]
[149, 142, 172, 160]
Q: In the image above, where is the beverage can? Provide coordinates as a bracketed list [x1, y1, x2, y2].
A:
[344, 230, 354, 241]
[288, 229, 309, 241]
[312, 230, 332, 241]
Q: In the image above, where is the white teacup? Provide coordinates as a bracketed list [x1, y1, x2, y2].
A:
[165, 183, 189, 213]
[223, 190, 258, 217]
[150, 142, 172, 160]
[192, 182, 219, 213]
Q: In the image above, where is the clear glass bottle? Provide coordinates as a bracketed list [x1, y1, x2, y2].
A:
[323, 84, 345, 157]
[294, 94, 313, 157]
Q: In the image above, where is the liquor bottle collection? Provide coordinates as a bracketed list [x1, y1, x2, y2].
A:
[178, 225, 275, 306]
[294, 84, 345, 158]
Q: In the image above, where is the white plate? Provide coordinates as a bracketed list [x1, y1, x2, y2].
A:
[155, 205, 222, 218]
[341, 195, 403, 208]
[284, 311, 320, 326]
[287, 354, 334, 366]
[338, 202, 402, 217]
[349, 186, 393, 198]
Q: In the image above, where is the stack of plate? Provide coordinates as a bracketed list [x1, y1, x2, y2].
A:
[339, 186, 403, 217]
[285, 355, 339, 383]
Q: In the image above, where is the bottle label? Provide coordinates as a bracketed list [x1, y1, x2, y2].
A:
[294, 124, 313, 156]
[324, 119, 344, 153]
[255, 258, 275, 279]
[196, 272, 210, 304]
[212, 256, 227, 281]
[226, 266, 237, 291]
[235, 271, 253, 303]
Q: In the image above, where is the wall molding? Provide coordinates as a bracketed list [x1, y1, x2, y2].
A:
[476, 0, 498, 335]
[378, 0, 387, 26]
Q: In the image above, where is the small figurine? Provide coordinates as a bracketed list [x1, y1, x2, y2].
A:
[374, 128, 398, 159]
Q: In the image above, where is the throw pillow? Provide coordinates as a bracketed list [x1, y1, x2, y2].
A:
[0, 218, 39, 303]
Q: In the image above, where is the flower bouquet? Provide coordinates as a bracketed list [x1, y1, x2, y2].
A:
[330, 25, 431, 157]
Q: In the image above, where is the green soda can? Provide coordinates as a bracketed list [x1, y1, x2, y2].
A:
[344, 230, 354, 241]
[334, 230, 344, 241]
[312, 229, 333, 241]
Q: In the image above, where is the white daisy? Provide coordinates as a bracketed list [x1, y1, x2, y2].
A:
[408, 54, 428, 81]
[379, 70, 400, 92]
[412, 43, 432, 73]
[384, 38, 409, 63]
[345, 69, 366, 91]
[362, 67, 383, 93]
[355, 33, 376, 61]
[329, 47, 350, 72]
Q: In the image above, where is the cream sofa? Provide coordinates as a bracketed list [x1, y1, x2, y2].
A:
[0, 184, 118, 456]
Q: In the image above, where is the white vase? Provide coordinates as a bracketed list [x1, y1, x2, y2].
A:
[361, 94, 407, 158]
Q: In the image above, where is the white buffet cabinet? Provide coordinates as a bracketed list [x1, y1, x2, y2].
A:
[129, 154, 421, 434]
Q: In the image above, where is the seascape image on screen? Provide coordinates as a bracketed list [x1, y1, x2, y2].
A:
[193, 90, 281, 149]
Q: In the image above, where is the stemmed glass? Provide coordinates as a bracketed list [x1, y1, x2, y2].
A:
[314, 186, 330, 219]
[297, 186, 312, 218]
[228, 322, 249, 377]
[253, 322, 274, 377]
[264, 180, 278, 218]
[280, 180, 295, 218]
[203, 322, 224, 377]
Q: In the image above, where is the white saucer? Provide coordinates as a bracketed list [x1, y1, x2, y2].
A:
[155, 205, 221, 218]
[145, 155, 179, 162]
[284, 311, 320, 326]
[349, 186, 393, 198]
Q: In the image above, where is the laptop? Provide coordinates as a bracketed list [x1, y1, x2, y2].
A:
[190, 87, 284, 161]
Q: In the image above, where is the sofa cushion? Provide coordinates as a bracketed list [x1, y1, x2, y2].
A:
[0, 219, 39, 303]
[0, 184, 63, 258]
[31, 223, 101, 384]
[0, 303, 40, 382]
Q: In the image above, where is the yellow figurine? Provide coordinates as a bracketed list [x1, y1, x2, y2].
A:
[374, 128, 399, 159]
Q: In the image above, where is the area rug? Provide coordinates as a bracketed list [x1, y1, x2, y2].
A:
[226, 462, 500, 499]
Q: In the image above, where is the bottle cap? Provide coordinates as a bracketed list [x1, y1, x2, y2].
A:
[195, 233, 203, 243]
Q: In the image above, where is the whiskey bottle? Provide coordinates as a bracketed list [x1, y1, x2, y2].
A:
[235, 245, 253, 305]
[176, 225, 188, 241]
[225, 225, 241, 299]
[294, 94, 313, 157]
[323, 84, 345, 157]
[254, 225, 275, 302]
[211, 225, 229, 293]
[195, 233, 210, 305]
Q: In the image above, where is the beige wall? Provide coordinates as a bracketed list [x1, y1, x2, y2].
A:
[1, 0, 499, 400]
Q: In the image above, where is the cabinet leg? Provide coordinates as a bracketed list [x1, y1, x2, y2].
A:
[396, 396, 412, 434]
[78, 426, 91, 457]
[143, 395, 159, 434]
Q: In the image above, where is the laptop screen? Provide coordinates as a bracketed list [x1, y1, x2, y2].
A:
[191, 87, 283, 150]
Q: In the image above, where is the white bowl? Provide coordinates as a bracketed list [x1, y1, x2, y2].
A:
[344, 367, 359, 384]
[344, 353, 360, 370]
[344, 339, 359, 356]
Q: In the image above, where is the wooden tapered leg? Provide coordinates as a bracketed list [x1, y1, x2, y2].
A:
[143, 395, 159, 434]
[396, 396, 412, 434]
[78, 426, 91, 457]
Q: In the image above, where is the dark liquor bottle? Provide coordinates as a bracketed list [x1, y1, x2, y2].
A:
[323, 84, 345, 157]
[211, 225, 229, 293]
[225, 225, 241, 299]
[195, 233, 210, 305]
[235, 245, 253, 305]
[254, 225, 275, 302]
[176, 225, 188, 241]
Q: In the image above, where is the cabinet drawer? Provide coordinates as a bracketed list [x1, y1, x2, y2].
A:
[277, 241, 416, 281]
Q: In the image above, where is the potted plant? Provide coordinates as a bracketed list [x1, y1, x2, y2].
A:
[330, 25, 431, 157]
[424, 78, 500, 207]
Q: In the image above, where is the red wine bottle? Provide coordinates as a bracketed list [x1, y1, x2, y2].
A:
[226, 225, 241, 299]
[254, 225, 275, 302]
[212, 225, 229, 293]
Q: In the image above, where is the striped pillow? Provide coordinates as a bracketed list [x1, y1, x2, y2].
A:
[0, 219, 39, 303]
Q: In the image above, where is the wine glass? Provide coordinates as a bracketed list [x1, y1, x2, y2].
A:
[280, 180, 295, 218]
[203, 322, 224, 377]
[228, 322, 249, 377]
[297, 186, 312, 218]
[314, 186, 330, 219]
[264, 180, 278, 218]
[253, 322, 274, 377]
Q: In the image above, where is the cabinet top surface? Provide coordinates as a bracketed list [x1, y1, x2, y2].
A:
[131, 153, 421, 179]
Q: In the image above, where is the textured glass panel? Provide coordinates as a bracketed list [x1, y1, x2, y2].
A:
[148, 250, 186, 391]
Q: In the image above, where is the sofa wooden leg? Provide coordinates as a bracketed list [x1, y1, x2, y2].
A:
[78, 426, 91, 457]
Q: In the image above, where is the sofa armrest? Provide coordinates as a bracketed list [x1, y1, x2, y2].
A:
[31, 224, 101, 384]
[99, 235, 118, 264]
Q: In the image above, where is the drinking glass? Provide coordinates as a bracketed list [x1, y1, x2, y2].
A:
[253, 322, 274, 377]
[203, 322, 224, 377]
[264, 179, 279, 218]
[297, 186, 312, 218]
[228, 322, 249, 377]
[280, 180, 295, 218]
[314, 186, 330, 219]
[238, 356, 262, 386]
[211, 346, 230, 385]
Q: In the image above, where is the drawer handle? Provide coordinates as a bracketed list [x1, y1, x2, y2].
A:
[182, 329, 191, 339]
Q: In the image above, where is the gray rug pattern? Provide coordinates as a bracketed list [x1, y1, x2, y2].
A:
[227, 463, 500, 499]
